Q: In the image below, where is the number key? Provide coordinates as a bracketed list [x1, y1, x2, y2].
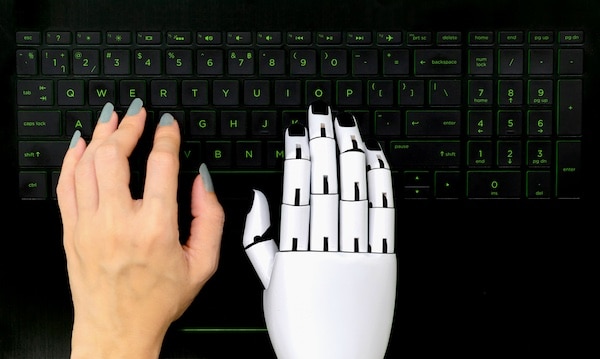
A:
[41, 49, 69, 75]
[104, 49, 130, 75]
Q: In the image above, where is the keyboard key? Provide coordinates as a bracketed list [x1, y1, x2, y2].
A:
[556, 140, 581, 198]
[17, 111, 61, 136]
[389, 140, 461, 168]
[19, 171, 48, 199]
[18, 141, 69, 167]
[414, 49, 461, 75]
[13, 28, 586, 202]
[557, 79, 582, 135]
[434, 171, 461, 198]
[405, 110, 461, 136]
[17, 80, 54, 106]
[467, 171, 521, 198]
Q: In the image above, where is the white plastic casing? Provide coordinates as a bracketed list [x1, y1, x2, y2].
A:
[309, 193, 339, 251]
[263, 252, 397, 359]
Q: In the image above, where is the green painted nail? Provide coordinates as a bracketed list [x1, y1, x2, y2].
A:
[125, 98, 143, 116]
[69, 130, 81, 149]
[199, 163, 214, 192]
[98, 102, 114, 123]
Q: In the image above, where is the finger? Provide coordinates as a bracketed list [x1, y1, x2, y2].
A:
[94, 98, 146, 206]
[365, 139, 395, 253]
[279, 124, 310, 251]
[56, 130, 86, 231]
[335, 111, 368, 253]
[73, 101, 118, 213]
[142, 113, 181, 204]
[185, 164, 225, 288]
[307, 101, 339, 251]
[243, 189, 278, 288]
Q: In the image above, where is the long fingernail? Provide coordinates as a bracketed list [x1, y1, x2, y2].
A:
[98, 102, 114, 123]
[69, 130, 81, 148]
[125, 98, 143, 116]
[159, 113, 174, 126]
[199, 163, 214, 192]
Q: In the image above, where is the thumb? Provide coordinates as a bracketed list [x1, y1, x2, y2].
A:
[243, 189, 278, 288]
[184, 164, 225, 287]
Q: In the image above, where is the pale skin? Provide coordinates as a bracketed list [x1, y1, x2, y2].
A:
[56, 100, 225, 359]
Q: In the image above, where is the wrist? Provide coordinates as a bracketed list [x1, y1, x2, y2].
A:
[70, 319, 167, 359]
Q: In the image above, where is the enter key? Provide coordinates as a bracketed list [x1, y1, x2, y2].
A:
[556, 140, 581, 198]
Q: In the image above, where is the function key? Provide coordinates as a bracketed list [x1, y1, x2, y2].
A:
[559, 31, 584, 44]
[137, 31, 162, 45]
[529, 31, 554, 45]
[406, 32, 432, 45]
[287, 32, 312, 45]
[16, 31, 41, 45]
[377, 32, 402, 45]
[468, 32, 494, 45]
[316, 32, 342, 45]
[437, 32, 461, 45]
[46, 31, 72, 44]
[498, 31, 524, 45]
[167, 31, 192, 45]
[76, 31, 102, 44]
[106, 31, 132, 44]
[197, 32, 222, 45]
[347, 32, 372, 45]
[257, 31, 283, 45]
[227, 32, 252, 45]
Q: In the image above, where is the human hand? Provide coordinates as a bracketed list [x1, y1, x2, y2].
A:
[56, 98, 224, 358]
[243, 101, 397, 359]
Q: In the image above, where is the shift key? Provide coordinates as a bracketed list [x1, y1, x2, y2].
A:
[556, 140, 581, 198]
[19, 141, 69, 167]
[389, 140, 461, 168]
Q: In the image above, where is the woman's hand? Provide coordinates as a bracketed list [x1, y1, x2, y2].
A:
[56, 98, 224, 359]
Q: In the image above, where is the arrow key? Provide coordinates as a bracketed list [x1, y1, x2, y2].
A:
[434, 171, 461, 199]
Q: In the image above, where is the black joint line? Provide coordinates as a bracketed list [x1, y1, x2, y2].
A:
[323, 175, 329, 194]
[324, 237, 329, 251]
[295, 146, 301, 159]
[354, 238, 359, 252]
[383, 238, 388, 253]
[294, 188, 300, 206]
[382, 193, 388, 208]
[292, 238, 298, 251]
[354, 182, 360, 201]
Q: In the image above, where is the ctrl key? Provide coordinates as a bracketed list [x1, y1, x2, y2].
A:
[19, 171, 48, 199]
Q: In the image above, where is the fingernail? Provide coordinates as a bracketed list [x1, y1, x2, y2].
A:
[125, 98, 143, 116]
[159, 113, 174, 126]
[199, 163, 214, 192]
[336, 111, 356, 127]
[69, 130, 81, 149]
[365, 138, 383, 151]
[98, 102, 114, 123]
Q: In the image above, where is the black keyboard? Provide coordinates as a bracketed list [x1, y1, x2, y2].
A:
[15, 29, 584, 200]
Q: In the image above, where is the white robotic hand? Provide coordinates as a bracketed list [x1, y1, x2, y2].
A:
[243, 101, 396, 359]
